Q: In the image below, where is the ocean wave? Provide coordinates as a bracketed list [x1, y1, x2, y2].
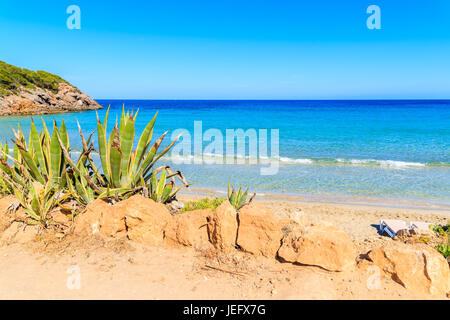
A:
[164, 154, 449, 168]
[278, 157, 443, 168]
[63, 150, 449, 168]
[334, 158, 426, 168]
[279, 157, 314, 164]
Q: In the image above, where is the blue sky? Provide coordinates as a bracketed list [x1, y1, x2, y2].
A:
[0, 0, 449, 99]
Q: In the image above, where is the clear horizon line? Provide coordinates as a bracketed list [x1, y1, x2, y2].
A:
[94, 98, 450, 101]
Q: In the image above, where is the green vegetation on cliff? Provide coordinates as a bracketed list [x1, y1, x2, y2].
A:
[0, 60, 68, 97]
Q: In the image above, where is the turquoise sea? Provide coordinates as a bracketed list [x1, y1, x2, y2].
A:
[1, 100, 449, 207]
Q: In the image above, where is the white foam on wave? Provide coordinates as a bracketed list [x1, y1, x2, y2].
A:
[272, 156, 428, 168]
[279, 157, 314, 164]
[336, 158, 426, 168]
[62, 150, 431, 169]
[376, 160, 426, 168]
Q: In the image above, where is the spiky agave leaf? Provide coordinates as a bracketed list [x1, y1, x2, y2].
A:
[237, 189, 249, 209]
[96, 107, 111, 184]
[227, 183, 256, 210]
[15, 142, 45, 185]
[131, 112, 157, 175]
[119, 109, 135, 185]
[155, 168, 167, 202]
[109, 125, 122, 188]
[48, 121, 63, 187]
[29, 119, 47, 175]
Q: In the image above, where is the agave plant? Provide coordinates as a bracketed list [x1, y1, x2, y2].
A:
[58, 106, 189, 202]
[145, 166, 190, 203]
[89, 106, 189, 200]
[0, 119, 70, 188]
[0, 120, 72, 224]
[227, 182, 256, 210]
[5, 176, 69, 225]
[0, 106, 190, 223]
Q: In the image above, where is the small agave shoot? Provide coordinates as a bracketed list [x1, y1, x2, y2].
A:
[0, 120, 73, 225]
[227, 182, 256, 210]
[146, 166, 190, 203]
[76, 106, 190, 202]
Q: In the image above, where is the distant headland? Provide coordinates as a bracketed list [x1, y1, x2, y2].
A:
[0, 60, 101, 116]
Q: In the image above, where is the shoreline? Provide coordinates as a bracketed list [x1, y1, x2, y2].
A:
[0, 107, 101, 118]
[180, 187, 450, 212]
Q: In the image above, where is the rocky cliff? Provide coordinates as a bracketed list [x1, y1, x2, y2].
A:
[0, 61, 102, 116]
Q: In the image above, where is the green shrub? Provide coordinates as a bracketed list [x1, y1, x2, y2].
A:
[435, 243, 450, 258]
[431, 224, 449, 237]
[181, 197, 225, 213]
[431, 224, 449, 258]
[0, 60, 70, 96]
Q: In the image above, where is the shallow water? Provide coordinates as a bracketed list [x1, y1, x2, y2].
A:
[0, 100, 449, 205]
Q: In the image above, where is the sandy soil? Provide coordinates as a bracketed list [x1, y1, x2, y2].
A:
[180, 193, 449, 253]
[0, 194, 448, 300]
[259, 199, 449, 253]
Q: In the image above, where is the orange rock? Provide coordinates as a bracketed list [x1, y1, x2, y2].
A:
[100, 205, 127, 238]
[0, 221, 38, 243]
[165, 209, 211, 249]
[48, 210, 71, 227]
[278, 223, 357, 272]
[0, 76, 102, 117]
[236, 203, 286, 257]
[117, 195, 172, 246]
[367, 244, 450, 296]
[73, 195, 172, 245]
[73, 199, 124, 237]
[0, 196, 16, 231]
[0, 196, 17, 211]
[207, 201, 238, 252]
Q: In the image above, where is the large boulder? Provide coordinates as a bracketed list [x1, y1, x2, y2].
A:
[236, 203, 287, 257]
[278, 222, 357, 272]
[73, 195, 174, 247]
[207, 201, 238, 252]
[117, 195, 172, 246]
[366, 244, 450, 296]
[73, 198, 125, 237]
[165, 209, 211, 249]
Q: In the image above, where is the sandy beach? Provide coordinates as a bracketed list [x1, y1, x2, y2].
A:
[0, 192, 448, 300]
